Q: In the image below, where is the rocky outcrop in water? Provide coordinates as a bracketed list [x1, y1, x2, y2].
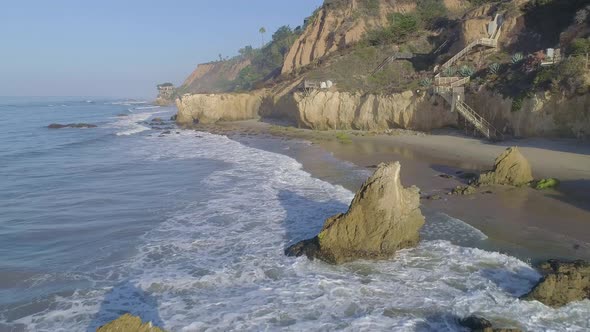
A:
[48, 123, 97, 129]
[522, 259, 590, 307]
[176, 91, 266, 124]
[285, 162, 425, 264]
[477, 147, 533, 186]
[97, 314, 165, 332]
[459, 315, 522, 332]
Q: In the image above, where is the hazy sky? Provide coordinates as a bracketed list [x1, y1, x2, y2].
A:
[0, 0, 323, 98]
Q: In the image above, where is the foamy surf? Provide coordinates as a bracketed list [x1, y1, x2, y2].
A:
[109, 107, 164, 136]
[10, 130, 589, 332]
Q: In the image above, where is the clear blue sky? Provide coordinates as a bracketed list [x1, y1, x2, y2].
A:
[0, 0, 323, 98]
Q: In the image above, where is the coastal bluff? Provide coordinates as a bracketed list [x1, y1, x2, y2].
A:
[176, 90, 456, 131]
[286, 162, 425, 264]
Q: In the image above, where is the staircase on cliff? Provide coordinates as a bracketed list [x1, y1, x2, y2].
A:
[432, 14, 504, 141]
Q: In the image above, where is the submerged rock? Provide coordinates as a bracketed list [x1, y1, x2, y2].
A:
[477, 147, 533, 186]
[459, 315, 522, 332]
[48, 123, 97, 129]
[285, 162, 425, 264]
[97, 314, 165, 332]
[522, 259, 590, 307]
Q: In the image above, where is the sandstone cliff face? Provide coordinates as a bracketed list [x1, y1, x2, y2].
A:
[282, 0, 471, 75]
[287, 90, 457, 131]
[181, 59, 250, 94]
[175, 91, 265, 124]
[176, 89, 458, 131]
[285, 162, 425, 264]
[281, 0, 409, 75]
[467, 91, 590, 138]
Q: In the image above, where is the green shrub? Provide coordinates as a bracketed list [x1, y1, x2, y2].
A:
[511, 96, 524, 112]
[535, 178, 560, 189]
[511, 53, 524, 64]
[443, 66, 456, 77]
[419, 78, 433, 87]
[488, 63, 500, 75]
[335, 132, 352, 144]
[366, 13, 419, 46]
[459, 65, 475, 77]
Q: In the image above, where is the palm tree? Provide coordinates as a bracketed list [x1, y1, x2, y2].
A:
[259, 27, 266, 47]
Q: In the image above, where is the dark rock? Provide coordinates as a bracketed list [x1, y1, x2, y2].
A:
[117, 113, 129, 117]
[459, 315, 492, 331]
[170, 114, 178, 121]
[522, 259, 590, 307]
[162, 130, 171, 135]
[450, 185, 476, 195]
[48, 123, 97, 129]
[439, 174, 453, 179]
[151, 117, 163, 123]
[426, 194, 442, 200]
[459, 172, 478, 180]
[459, 315, 522, 332]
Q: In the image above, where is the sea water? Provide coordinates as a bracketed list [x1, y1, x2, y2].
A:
[0, 97, 588, 331]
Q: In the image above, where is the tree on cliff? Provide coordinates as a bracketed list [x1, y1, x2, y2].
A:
[259, 27, 266, 47]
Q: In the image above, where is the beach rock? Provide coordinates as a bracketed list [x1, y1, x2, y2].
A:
[450, 185, 476, 195]
[459, 316, 492, 331]
[522, 259, 590, 307]
[285, 162, 425, 264]
[426, 194, 442, 200]
[48, 123, 97, 129]
[459, 315, 522, 332]
[477, 147, 533, 186]
[151, 117, 164, 123]
[97, 314, 165, 332]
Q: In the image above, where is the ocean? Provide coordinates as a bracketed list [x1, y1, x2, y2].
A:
[0, 97, 588, 331]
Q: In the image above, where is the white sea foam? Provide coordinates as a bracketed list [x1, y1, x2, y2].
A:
[12, 131, 590, 331]
[109, 108, 164, 136]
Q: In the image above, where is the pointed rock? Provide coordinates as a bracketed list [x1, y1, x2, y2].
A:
[97, 314, 166, 332]
[285, 162, 425, 264]
[477, 147, 533, 186]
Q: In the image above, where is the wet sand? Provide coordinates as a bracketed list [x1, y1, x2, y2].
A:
[190, 120, 590, 263]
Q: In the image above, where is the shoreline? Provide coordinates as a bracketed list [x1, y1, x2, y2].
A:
[188, 120, 590, 263]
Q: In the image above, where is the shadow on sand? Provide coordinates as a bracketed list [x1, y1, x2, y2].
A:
[87, 280, 164, 332]
[546, 179, 590, 213]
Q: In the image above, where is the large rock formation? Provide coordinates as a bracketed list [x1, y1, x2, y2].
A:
[176, 89, 458, 131]
[522, 260, 590, 307]
[282, 0, 469, 74]
[467, 91, 590, 139]
[477, 147, 533, 186]
[288, 90, 456, 131]
[285, 162, 425, 264]
[175, 91, 266, 125]
[97, 314, 165, 332]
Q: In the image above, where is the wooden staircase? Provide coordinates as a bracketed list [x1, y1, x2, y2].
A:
[432, 14, 504, 141]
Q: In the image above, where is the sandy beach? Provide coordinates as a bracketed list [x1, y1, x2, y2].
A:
[193, 120, 590, 263]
